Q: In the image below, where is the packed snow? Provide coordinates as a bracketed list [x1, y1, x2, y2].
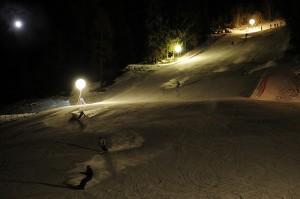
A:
[99, 22, 290, 104]
[2, 100, 300, 198]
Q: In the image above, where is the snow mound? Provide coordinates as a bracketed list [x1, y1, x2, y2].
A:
[248, 60, 277, 74]
[127, 64, 162, 73]
[0, 97, 70, 114]
[251, 69, 300, 101]
[0, 113, 35, 123]
[161, 77, 190, 90]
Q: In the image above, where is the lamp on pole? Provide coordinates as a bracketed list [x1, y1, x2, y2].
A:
[174, 44, 183, 57]
[249, 19, 256, 26]
[75, 79, 86, 105]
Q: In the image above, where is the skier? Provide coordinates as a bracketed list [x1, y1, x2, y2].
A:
[77, 111, 86, 120]
[99, 137, 108, 153]
[176, 80, 181, 88]
[70, 110, 86, 120]
[176, 80, 181, 96]
[77, 165, 93, 190]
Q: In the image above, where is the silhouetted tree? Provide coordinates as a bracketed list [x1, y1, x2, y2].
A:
[89, 5, 114, 86]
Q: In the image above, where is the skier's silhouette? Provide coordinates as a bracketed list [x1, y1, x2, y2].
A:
[99, 137, 108, 153]
[176, 81, 181, 96]
[77, 165, 93, 190]
[77, 111, 86, 119]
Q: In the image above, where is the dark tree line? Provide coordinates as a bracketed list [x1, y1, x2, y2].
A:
[143, 0, 289, 63]
[278, 0, 300, 51]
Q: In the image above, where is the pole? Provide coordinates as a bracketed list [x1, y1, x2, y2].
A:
[78, 89, 82, 105]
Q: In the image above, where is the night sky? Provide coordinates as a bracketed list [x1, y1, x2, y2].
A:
[0, 0, 298, 104]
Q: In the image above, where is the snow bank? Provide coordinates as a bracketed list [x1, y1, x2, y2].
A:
[0, 113, 35, 123]
[251, 69, 300, 101]
[0, 97, 70, 114]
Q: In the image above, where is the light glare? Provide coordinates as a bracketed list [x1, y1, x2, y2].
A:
[174, 44, 183, 53]
[249, 19, 256, 26]
[14, 20, 23, 29]
[75, 79, 86, 91]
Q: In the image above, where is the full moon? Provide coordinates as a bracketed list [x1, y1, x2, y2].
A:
[14, 20, 24, 29]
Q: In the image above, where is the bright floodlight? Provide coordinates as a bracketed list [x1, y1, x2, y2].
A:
[75, 79, 86, 91]
[174, 44, 183, 54]
[249, 19, 256, 26]
[14, 20, 23, 29]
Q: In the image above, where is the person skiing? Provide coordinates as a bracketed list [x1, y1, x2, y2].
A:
[77, 111, 86, 120]
[99, 137, 108, 153]
[176, 80, 181, 88]
[77, 165, 93, 190]
[176, 80, 181, 96]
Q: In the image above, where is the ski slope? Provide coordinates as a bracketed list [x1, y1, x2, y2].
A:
[100, 24, 289, 103]
[2, 22, 300, 199]
[2, 100, 300, 198]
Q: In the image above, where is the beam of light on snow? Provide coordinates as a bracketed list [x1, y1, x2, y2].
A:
[174, 54, 203, 65]
[93, 100, 129, 105]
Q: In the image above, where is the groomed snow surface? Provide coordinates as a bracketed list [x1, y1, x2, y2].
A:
[100, 21, 290, 103]
[2, 22, 300, 198]
[2, 101, 300, 198]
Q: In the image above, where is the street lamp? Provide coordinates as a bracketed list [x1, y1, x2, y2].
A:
[174, 44, 183, 54]
[249, 19, 256, 26]
[75, 79, 86, 105]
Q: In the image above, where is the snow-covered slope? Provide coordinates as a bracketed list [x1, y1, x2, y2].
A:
[1, 100, 300, 198]
[99, 25, 289, 103]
